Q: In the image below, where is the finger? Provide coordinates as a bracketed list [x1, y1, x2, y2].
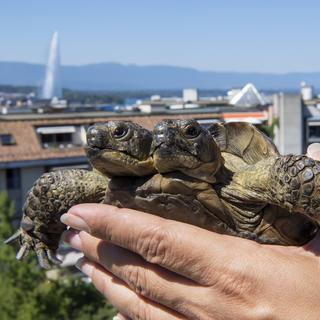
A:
[76, 258, 186, 320]
[64, 230, 208, 317]
[113, 314, 130, 320]
[307, 143, 320, 160]
[61, 203, 259, 284]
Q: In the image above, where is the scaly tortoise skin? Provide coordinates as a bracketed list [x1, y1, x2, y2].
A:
[209, 122, 320, 220]
[93, 119, 318, 245]
[206, 122, 319, 243]
[150, 119, 318, 244]
[6, 119, 319, 268]
[5, 121, 155, 268]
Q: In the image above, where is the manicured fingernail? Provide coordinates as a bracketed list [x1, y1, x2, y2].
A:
[60, 214, 90, 232]
[113, 317, 122, 320]
[75, 258, 94, 276]
[63, 231, 82, 249]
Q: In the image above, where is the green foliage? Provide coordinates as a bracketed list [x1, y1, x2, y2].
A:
[0, 192, 116, 320]
[259, 118, 279, 140]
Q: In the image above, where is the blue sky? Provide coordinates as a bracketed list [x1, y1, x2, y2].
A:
[1, 0, 320, 73]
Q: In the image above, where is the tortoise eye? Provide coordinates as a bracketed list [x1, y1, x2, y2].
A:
[184, 124, 200, 138]
[114, 125, 128, 139]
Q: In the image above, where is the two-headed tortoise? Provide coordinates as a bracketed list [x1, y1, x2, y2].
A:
[5, 119, 319, 268]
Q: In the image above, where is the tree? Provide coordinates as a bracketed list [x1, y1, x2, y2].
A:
[259, 118, 279, 140]
[0, 192, 116, 320]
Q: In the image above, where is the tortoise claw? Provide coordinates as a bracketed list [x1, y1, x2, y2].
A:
[16, 244, 30, 260]
[36, 249, 51, 270]
[46, 249, 62, 265]
[4, 229, 21, 244]
[6, 228, 62, 269]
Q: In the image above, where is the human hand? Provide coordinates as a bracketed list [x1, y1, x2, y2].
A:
[61, 203, 320, 320]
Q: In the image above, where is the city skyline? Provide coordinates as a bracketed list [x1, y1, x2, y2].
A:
[2, 0, 320, 73]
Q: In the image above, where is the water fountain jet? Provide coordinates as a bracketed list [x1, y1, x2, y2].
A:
[41, 31, 61, 99]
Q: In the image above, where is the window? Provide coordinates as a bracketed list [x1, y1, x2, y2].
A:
[40, 133, 75, 149]
[36, 126, 80, 149]
[41, 132, 72, 144]
[6, 168, 21, 189]
[0, 134, 16, 146]
[309, 126, 320, 139]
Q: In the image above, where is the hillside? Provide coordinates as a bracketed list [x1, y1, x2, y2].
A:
[0, 61, 319, 90]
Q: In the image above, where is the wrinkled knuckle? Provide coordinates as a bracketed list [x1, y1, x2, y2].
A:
[125, 265, 149, 297]
[137, 221, 175, 265]
[207, 263, 259, 304]
[102, 207, 129, 241]
[169, 296, 192, 316]
[102, 217, 114, 241]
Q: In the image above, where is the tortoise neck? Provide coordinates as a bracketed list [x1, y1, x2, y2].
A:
[215, 164, 234, 184]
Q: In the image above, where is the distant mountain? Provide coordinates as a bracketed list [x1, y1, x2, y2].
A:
[1, 61, 320, 91]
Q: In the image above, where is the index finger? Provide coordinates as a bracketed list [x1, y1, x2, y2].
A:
[61, 203, 259, 284]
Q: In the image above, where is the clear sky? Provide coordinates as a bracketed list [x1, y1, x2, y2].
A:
[1, 0, 320, 73]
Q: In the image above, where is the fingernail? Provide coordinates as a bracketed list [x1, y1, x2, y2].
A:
[63, 231, 82, 250]
[307, 143, 320, 159]
[113, 316, 126, 320]
[75, 258, 94, 276]
[60, 214, 90, 233]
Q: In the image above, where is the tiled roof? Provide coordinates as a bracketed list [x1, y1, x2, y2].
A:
[0, 113, 223, 163]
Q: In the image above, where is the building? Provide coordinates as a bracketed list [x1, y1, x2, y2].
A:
[272, 93, 303, 154]
[137, 84, 269, 113]
[300, 81, 314, 101]
[229, 83, 269, 107]
[183, 88, 199, 102]
[272, 92, 320, 155]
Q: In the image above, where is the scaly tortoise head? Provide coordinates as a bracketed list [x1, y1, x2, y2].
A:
[4, 120, 156, 269]
[152, 119, 223, 183]
[86, 121, 155, 176]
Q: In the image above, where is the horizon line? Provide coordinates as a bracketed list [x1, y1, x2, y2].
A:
[1, 60, 320, 75]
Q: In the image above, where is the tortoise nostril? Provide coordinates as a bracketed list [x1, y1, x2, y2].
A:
[155, 126, 165, 135]
[87, 136, 96, 144]
[87, 126, 99, 137]
[86, 126, 101, 146]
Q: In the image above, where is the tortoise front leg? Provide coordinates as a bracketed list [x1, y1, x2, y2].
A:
[269, 155, 320, 222]
[5, 169, 108, 269]
[221, 155, 320, 224]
